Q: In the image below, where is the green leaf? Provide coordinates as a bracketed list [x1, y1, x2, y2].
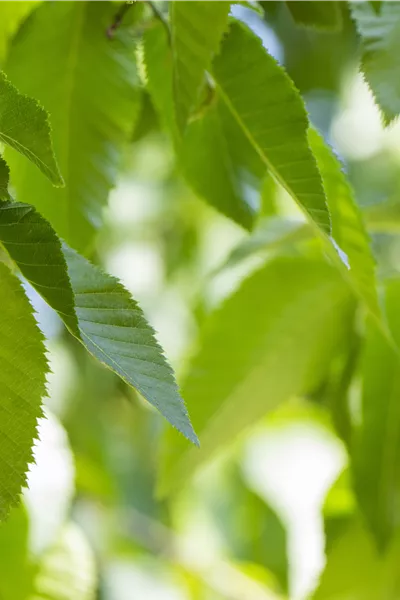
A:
[220, 216, 312, 271]
[212, 21, 331, 234]
[0, 261, 47, 519]
[63, 245, 197, 445]
[170, 0, 230, 131]
[5, 1, 140, 251]
[0, 200, 79, 335]
[308, 129, 379, 318]
[159, 256, 355, 495]
[286, 1, 343, 31]
[30, 523, 96, 600]
[352, 279, 400, 549]
[143, 21, 262, 230]
[312, 520, 400, 599]
[0, 2, 35, 65]
[350, 1, 400, 124]
[0, 195, 196, 443]
[0, 155, 11, 200]
[0, 72, 62, 185]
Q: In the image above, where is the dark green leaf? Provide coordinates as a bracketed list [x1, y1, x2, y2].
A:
[286, 1, 343, 31]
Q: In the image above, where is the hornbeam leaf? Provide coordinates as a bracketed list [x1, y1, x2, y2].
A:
[0, 262, 47, 519]
[212, 21, 331, 234]
[0, 72, 62, 185]
[5, 1, 140, 251]
[351, 1, 400, 124]
[170, 0, 230, 131]
[308, 129, 379, 319]
[159, 256, 354, 495]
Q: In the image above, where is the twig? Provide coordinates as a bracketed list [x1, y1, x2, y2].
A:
[107, 1, 135, 39]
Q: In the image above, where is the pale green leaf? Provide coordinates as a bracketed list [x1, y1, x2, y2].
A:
[352, 279, 400, 549]
[212, 21, 331, 234]
[143, 21, 261, 229]
[312, 520, 400, 599]
[0, 261, 47, 519]
[63, 245, 198, 445]
[5, 1, 140, 251]
[0, 71, 62, 185]
[170, 0, 230, 131]
[351, 1, 400, 124]
[159, 257, 354, 495]
[30, 523, 96, 600]
[286, 1, 342, 31]
[308, 129, 379, 318]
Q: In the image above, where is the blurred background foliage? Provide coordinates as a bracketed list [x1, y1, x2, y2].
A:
[2, 1, 400, 599]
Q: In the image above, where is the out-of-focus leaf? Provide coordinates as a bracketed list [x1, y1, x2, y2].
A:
[312, 520, 400, 599]
[351, 1, 400, 124]
[170, 0, 230, 131]
[0, 200, 79, 334]
[63, 245, 198, 445]
[5, 1, 140, 251]
[0, 1, 35, 64]
[0, 261, 47, 519]
[0, 505, 35, 600]
[0, 72, 62, 185]
[213, 21, 331, 234]
[323, 470, 357, 554]
[308, 129, 379, 319]
[30, 523, 96, 600]
[352, 278, 400, 549]
[159, 257, 355, 495]
[286, 1, 343, 31]
[143, 22, 261, 229]
[220, 217, 312, 271]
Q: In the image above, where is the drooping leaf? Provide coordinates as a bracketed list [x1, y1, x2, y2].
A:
[63, 245, 198, 445]
[350, 1, 400, 124]
[286, 1, 343, 31]
[0, 72, 62, 185]
[0, 200, 79, 334]
[30, 523, 96, 600]
[312, 520, 400, 599]
[5, 1, 140, 251]
[159, 256, 355, 495]
[170, 0, 230, 131]
[212, 21, 331, 234]
[308, 129, 379, 318]
[0, 199, 196, 443]
[0, 261, 48, 519]
[352, 279, 400, 550]
[143, 21, 262, 230]
[0, 2, 35, 65]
